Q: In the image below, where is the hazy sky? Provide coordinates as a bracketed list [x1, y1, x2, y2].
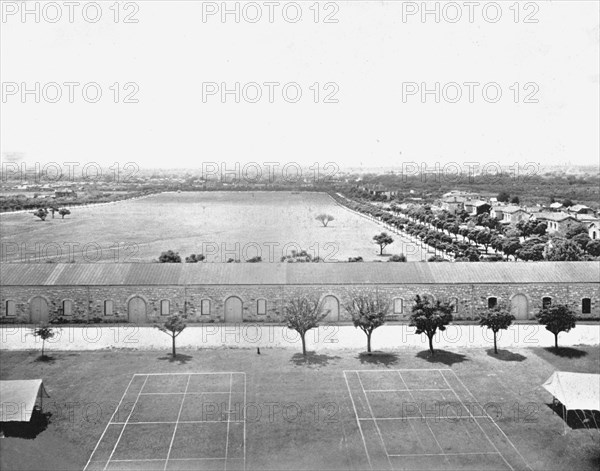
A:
[1, 1, 599, 170]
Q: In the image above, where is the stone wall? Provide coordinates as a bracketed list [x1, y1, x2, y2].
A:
[1, 282, 598, 324]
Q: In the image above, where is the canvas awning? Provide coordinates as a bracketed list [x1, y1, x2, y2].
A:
[0, 380, 50, 422]
[542, 372, 600, 412]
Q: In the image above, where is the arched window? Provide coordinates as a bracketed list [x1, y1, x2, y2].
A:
[201, 299, 211, 315]
[450, 297, 459, 313]
[5, 300, 16, 317]
[582, 298, 592, 314]
[487, 297, 498, 309]
[104, 300, 114, 316]
[542, 297, 552, 309]
[62, 299, 73, 316]
[393, 298, 404, 315]
[160, 299, 170, 316]
[257, 299, 267, 315]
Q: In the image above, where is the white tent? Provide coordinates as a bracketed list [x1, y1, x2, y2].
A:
[543, 372, 600, 412]
[0, 380, 50, 422]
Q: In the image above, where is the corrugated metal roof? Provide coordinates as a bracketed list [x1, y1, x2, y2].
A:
[1, 262, 598, 286]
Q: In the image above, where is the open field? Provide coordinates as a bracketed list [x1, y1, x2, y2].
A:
[0, 192, 427, 263]
[1, 346, 598, 471]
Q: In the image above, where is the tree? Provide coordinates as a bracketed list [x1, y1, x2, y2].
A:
[427, 255, 449, 262]
[502, 238, 522, 261]
[283, 296, 328, 356]
[517, 243, 546, 261]
[315, 214, 335, 227]
[571, 233, 591, 251]
[373, 232, 394, 255]
[586, 239, 600, 257]
[58, 208, 71, 219]
[281, 249, 322, 263]
[546, 239, 584, 261]
[155, 315, 187, 357]
[348, 256, 364, 262]
[409, 295, 453, 356]
[31, 325, 55, 359]
[33, 208, 49, 221]
[246, 256, 262, 263]
[158, 250, 182, 263]
[565, 223, 589, 240]
[185, 253, 205, 263]
[388, 254, 407, 262]
[476, 230, 493, 252]
[536, 304, 576, 349]
[478, 305, 515, 354]
[561, 198, 573, 208]
[497, 191, 510, 203]
[345, 293, 389, 353]
[510, 196, 520, 205]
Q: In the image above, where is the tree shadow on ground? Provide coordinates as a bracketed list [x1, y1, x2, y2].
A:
[546, 402, 600, 430]
[416, 349, 468, 366]
[486, 349, 527, 362]
[357, 351, 400, 367]
[290, 352, 341, 367]
[157, 353, 193, 365]
[543, 347, 588, 359]
[33, 355, 55, 363]
[0, 408, 51, 439]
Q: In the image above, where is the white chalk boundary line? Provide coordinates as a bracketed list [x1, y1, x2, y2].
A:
[343, 369, 527, 471]
[83, 372, 246, 471]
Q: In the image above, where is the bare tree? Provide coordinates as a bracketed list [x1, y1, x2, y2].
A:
[316, 214, 335, 227]
[283, 296, 328, 355]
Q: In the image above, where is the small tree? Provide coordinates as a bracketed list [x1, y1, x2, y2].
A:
[58, 208, 71, 219]
[31, 325, 55, 358]
[155, 315, 187, 357]
[246, 256, 262, 263]
[185, 253, 205, 263]
[409, 295, 453, 356]
[478, 305, 515, 354]
[33, 208, 49, 221]
[283, 296, 327, 356]
[316, 214, 335, 227]
[536, 304, 577, 349]
[158, 250, 182, 263]
[388, 254, 407, 262]
[345, 293, 389, 353]
[373, 232, 394, 255]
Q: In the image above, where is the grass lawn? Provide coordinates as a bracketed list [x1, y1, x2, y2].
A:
[0, 191, 427, 263]
[0, 346, 599, 471]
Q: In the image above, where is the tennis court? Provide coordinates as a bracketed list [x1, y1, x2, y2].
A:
[83, 372, 246, 471]
[343, 369, 532, 471]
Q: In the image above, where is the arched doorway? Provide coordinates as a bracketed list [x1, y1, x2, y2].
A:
[224, 296, 243, 323]
[128, 297, 147, 324]
[30, 297, 49, 324]
[321, 295, 339, 323]
[511, 294, 529, 320]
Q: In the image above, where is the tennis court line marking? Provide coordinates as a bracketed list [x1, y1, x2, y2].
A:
[388, 452, 502, 457]
[109, 458, 243, 462]
[163, 375, 191, 471]
[132, 372, 243, 376]
[103, 375, 149, 471]
[447, 370, 533, 471]
[397, 371, 450, 466]
[110, 420, 243, 425]
[358, 416, 491, 420]
[343, 371, 372, 471]
[363, 388, 453, 392]
[82, 374, 136, 471]
[224, 373, 233, 471]
[439, 371, 514, 471]
[139, 391, 231, 395]
[356, 372, 394, 470]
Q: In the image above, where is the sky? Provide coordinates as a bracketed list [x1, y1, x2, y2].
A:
[1, 0, 599, 171]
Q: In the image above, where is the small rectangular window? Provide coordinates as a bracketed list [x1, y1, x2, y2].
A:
[450, 297, 459, 313]
[582, 298, 592, 314]
[6, 300, 16, 317]
[160, 300, 170, 316]
[104, 300, 114, 316]
[393, 298, 403, 314]
[201, 299, 211, 315]
[257, 299, 267, 315]
[488, 297, 497, 309]
[63, 300, 72, 316]
[542, 297, 552, 309]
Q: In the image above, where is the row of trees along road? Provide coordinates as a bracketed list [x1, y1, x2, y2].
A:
[29, 296, 579, 359]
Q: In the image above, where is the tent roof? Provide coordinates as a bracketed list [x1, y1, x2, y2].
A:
[542, 372, 600, 412]
[0, 379, 49, 422]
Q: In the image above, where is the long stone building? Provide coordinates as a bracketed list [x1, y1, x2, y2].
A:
[0, 262, 598, 324]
